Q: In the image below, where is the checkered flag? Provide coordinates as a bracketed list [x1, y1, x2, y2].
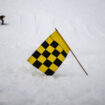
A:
[27, 29, 70, 75]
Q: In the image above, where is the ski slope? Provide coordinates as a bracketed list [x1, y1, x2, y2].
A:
[0, 0, 105, 105]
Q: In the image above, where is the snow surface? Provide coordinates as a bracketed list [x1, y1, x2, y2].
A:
[0, 0, 105, 105]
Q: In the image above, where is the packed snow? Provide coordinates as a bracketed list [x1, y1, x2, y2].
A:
[0, 0, 105, 105]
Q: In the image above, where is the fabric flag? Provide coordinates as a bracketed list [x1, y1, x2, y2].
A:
[27, 29, 70, 75]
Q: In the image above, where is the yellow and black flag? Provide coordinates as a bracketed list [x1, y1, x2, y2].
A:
[27, 29, 70, 75]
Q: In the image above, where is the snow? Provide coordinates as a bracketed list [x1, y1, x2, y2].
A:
[0, 0, 105, 105]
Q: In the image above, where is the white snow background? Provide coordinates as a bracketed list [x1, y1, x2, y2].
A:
[0, 0, 105, 105]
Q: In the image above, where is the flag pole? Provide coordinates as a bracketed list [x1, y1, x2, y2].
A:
[70, 49, 88, 76]
[55, 28, 88, 76]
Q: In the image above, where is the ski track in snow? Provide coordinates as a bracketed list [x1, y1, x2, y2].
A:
[0, 0, 105, 105]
